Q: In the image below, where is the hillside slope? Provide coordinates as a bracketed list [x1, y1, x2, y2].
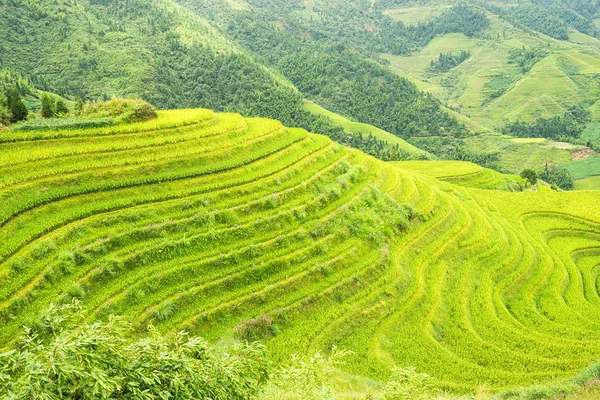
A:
[0, 0, 318, 128]
[0, 110, 599, 396]
[379, 0, 600, 180]
[303, 100, 431, 160]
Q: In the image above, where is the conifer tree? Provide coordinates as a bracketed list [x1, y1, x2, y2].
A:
[55, 99, 69, 116]
[41, 94, 56, 118]
[6, 88, 27, 123]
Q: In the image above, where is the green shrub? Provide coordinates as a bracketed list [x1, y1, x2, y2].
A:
[6, 88, 27, 123]
[384, 367, 437, 400]
[259, 347, 352, 400]
[81, 98, 157, 123]
[234, 313, 278, 341]
[55, 99, 69, 116]
[520, 169, 538, 186]
[0, 301, 268, 400]
[41, 93, 56, 118]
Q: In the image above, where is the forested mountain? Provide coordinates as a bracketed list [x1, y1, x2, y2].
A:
[0, 0, 313, 125]
[2, 0, 600, 178]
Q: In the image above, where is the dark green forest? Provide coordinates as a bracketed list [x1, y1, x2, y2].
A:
[427, 51, 471, 74]
[501, 105, 591, 143]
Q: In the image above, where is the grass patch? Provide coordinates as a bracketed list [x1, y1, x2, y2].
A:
[562, 155, 600, 180]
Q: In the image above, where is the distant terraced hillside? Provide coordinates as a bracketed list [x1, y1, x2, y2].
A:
[0, 110, 599, 396]
[381, 1, 600, 183]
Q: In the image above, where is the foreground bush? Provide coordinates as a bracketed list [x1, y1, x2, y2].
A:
[0, 301, 268, 400]
[259, 348, 351, 400]
[81, 98, 158, 123]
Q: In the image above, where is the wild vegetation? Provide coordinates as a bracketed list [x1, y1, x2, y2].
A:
[427, 51, 471, 74]
[0, 110, 598, 398]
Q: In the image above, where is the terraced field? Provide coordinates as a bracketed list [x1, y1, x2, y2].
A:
[0, 110, 599, 396]
[380, 2, 600, 179]
[391, 160, 525, 191]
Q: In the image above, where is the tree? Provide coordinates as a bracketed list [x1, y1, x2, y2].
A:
[55, 99, 69, 115]
[41, 94, 56, 118]
[6, 88, 27, 123]
[75, 98, 85, 115]
[0, 93, 11, 126]
[520, 169, 538, 186]
[539, 164, 574, 190]
[0, 301, 269, 399]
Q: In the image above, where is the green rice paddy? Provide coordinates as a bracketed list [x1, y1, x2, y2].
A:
[0, 110, 599, 396]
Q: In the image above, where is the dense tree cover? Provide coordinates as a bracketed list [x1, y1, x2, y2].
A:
[531, 0, 600, 38]
[0, 0, 319, 129]
[427, 51, 471, 74]
[539, 164, 574, 190]
[487, 3, 570, 40]
[501, 105, 591, 142]
[409, 136, 502, 169]
[487, 0, 600, 40]
[0, 301, 268, 399]
[508, 46, 549, 73]
[179, 0, 475, 143]
[191, 1, 489, 59]
[277, 49, 468, 140]
[0, 71, 36, 97]
[376, 4, 490, 55]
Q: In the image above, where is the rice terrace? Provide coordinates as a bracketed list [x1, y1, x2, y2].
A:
[0, 107, 598, 397]
[2, 0, 600, 398]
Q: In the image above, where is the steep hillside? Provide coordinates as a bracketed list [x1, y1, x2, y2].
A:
[379, 0, 600, 184]
[0, 0, 331, 131]
[303, 100, 431, 160]
[0, 110, 599, 397]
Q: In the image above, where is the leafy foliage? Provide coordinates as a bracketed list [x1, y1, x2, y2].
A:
[501, 106, 591, 142]
[539, 164, 574, 190]
[0, 301, 268, 400]
[508, 46, 549, 73]
[427, 50, 471, 74]
[6, 88, 27, 123]
[259, 348, 352, 400]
